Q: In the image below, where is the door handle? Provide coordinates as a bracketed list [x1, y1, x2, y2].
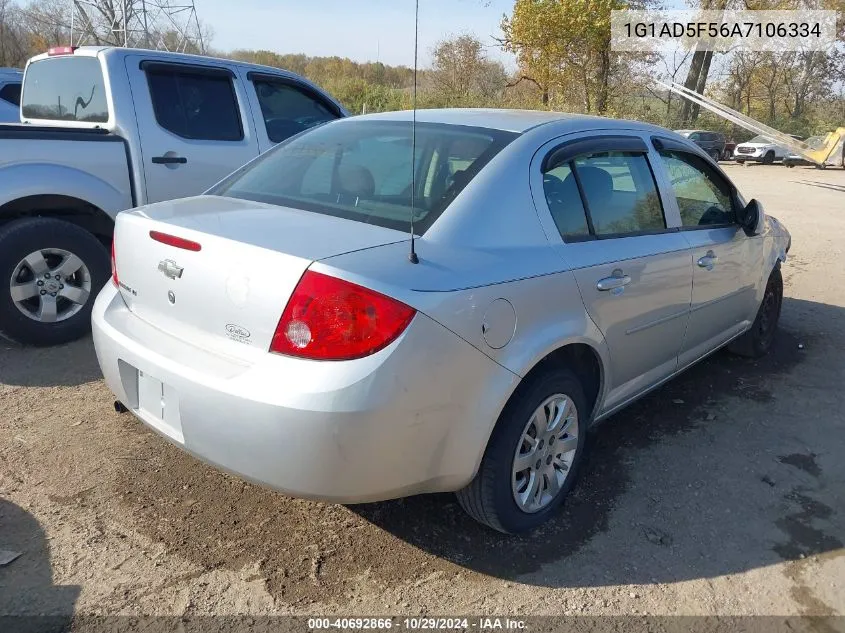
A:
[697, 250, 718, 270]
[596, 270, 632, 292]
[152, 155, 188, 165]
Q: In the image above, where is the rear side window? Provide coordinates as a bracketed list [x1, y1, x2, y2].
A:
[0, 82, 21, 106]
[658, 150, 735, 227]
[145, 66, 243, 141]
[22, 57, 108, 122]
[252, 78, 339, 143]
[542, 163, 590, 240]
[213, 120, 515, 234]
[543, 150, 665, 239]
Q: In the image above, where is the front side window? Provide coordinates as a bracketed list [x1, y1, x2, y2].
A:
[145, 67, 243, 141]
[658, 150, 735, 227]
[213, 121, 515, 233]
[22, 57, 108, 122]
[252, 78, 339, 143]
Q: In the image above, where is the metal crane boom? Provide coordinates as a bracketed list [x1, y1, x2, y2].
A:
[657, 80, 844, 167]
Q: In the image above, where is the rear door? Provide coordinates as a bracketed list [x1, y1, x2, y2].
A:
[125, 56, 260, 204]
[534, 134, 693, 411]
[652, 137, 758, 367]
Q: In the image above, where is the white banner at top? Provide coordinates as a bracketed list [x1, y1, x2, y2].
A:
[611, 10, 839, 52]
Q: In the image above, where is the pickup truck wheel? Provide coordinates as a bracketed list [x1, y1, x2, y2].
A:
[0, 217, 109, 346]
[728, 267, 783, 358]
[456, 367, 588, 534]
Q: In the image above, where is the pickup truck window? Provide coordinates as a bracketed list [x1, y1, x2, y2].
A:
[0, 83, 21, 106]
[22, 57, 108, 122]
[145, 66, 243, 141]
[252, 78, 339, 143]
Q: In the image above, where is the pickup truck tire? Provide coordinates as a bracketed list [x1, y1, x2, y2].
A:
[0, 217, 109, 346]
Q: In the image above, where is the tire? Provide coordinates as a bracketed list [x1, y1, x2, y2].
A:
[729, 267, 783, 358]
[762, 151, 775, 165]
[0, 217, 110, 346]
[736, 160, 745, 165]
[456, 367, 589, 534]
[710, 150, 720, 163]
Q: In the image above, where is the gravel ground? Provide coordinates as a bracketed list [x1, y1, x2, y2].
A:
[1, 163, 843, 623]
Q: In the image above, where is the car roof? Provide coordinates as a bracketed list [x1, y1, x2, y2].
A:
[349, 108, 651, 134]
[0, 68, 22, 80]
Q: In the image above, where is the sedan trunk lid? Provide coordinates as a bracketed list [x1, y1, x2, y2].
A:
[113, 195, 406, 356]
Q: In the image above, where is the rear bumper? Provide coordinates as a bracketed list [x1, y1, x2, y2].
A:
[91, 283, 518, 503]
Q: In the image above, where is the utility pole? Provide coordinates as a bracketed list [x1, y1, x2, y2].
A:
[69, 0, 205, 53]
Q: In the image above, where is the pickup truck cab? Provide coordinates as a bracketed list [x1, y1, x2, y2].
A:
[0, 68, 22, 123]
[0, 46, 346, 345]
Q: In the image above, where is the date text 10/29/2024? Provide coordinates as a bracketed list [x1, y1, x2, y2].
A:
[308, 618, 526, 630]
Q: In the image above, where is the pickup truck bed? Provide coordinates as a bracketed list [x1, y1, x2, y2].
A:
[0, 46, 345, 346]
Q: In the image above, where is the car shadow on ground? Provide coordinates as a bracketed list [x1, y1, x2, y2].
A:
[0, 335, 102, 388]
[0, 499, 79, 630]
[351, 296, 843, 585]
[105, 297, 843, 601]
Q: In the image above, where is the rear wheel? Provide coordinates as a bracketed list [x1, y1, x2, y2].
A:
[456, 367, 588, 533]
[710, 150, 720, 162]
[0, 217, 109, 346]
[729, 267, 783, 358]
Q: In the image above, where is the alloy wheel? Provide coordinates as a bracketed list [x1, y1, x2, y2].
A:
[511, 393, 579, 513]
[9, 248, 92, 323]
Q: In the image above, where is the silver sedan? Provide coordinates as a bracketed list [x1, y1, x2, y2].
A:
[92, 109, 791, 533]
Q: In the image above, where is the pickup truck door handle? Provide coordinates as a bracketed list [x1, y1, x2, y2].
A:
[151, 155, 188, 165]
[596, 270, 632, 292]
[697, 250, 718, 270]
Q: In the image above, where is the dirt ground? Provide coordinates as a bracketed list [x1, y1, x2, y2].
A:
[1, 163, 843, 623]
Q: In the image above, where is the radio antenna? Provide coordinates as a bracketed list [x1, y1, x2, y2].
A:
[408, 0, 420, 264]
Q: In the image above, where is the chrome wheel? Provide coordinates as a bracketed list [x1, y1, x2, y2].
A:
[511, 393, 579, 513]
[9, 248, 92, 323]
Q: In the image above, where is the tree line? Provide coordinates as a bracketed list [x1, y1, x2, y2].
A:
[1, 0, 843, 138]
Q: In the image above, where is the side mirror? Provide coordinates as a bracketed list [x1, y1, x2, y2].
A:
[738, 199, 762, 236]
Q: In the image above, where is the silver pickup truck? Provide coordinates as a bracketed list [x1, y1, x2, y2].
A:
[0, 46, 346, 345]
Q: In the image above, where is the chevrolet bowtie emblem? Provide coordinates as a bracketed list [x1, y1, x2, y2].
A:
[158, 259, 184, 280]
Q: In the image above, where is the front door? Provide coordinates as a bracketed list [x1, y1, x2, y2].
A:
[125, 56, 259, 204]
[537, 135, 693, 411]
[652, 143, 757, 367]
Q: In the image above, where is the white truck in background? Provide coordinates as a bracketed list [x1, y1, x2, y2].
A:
[0, 46, 346, 346]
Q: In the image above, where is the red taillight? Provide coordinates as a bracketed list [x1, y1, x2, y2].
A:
[111, 240, 118, 286]
[48, 46, 76, 56]
[149, 230, 202, 252]
[270, 271, 416, 360]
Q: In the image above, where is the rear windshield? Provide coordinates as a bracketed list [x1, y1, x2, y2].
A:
[22, 56, 109, 122]
[212, 120, 516, 234]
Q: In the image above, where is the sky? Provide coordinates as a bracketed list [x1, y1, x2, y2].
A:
[200, 0, 518, 69]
